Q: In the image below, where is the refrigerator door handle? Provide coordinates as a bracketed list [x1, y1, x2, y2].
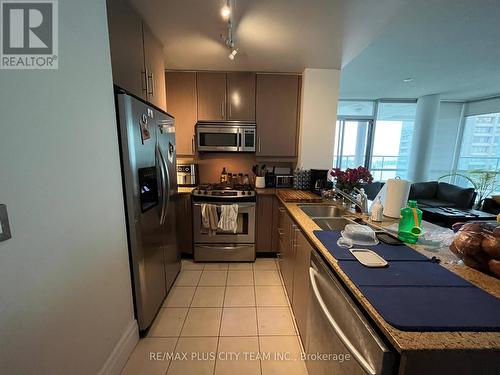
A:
[158, 144, 170, 225]
[156, 144, 167, 225]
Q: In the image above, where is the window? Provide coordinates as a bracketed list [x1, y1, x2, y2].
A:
[334, 101, 417, 181]
[457, 113, 500, 172]
[370, 102, 416, 180]
[337, 101, 375, 117]
[333, 120, 370, 169]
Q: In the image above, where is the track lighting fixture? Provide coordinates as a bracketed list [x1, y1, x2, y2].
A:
[221, 0, 239, 61]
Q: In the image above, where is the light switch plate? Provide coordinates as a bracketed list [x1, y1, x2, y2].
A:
[0, 204, 12, 242]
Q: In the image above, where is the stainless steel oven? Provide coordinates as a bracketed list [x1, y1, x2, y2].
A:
[196, 122, 256, 152]
[192, 201, 256, 261]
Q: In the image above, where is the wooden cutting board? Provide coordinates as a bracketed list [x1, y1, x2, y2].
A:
[277, 189, 323, 203]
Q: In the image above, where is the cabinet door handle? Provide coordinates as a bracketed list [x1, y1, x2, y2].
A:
[142, 70, 148, 94]
[147, 72, 154, 96]
[221, 100, 224, 119]
[258, 138, 262, 153]
[229, 97, 232, 119]
[191, 136, 195, 154]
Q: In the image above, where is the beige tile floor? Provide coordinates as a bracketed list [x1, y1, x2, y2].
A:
[121, 258, 308, 375]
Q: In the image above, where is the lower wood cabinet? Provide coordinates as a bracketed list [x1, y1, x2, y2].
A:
[277, 205, 311, 346]
[176, 194, 193, 254]
[292, 229, 312, 344]
[256, 194, 280, 253]
[278, 205, 296, 299]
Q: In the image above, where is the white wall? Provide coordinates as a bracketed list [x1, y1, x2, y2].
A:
[0, 1, 136, 374]
[298, 68, 340, 170]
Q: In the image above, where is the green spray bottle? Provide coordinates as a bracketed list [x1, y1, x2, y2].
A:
[398, 200, 422, 244]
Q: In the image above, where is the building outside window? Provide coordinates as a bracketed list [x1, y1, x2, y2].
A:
[457, 113, 500, 172]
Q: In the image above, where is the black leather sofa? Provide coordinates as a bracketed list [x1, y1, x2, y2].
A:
[482, 198, 500, 215]
[408, 181, 476, 209]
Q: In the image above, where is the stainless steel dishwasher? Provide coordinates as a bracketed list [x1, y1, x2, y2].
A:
[306, 250, 396, 375]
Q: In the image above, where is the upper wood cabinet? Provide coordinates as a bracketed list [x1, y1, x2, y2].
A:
[197, 72, 256, 122]
[197, 72, 227, 121]
[256, 74, 300, 157]
[165, 72, 197, 156]
[106, 0, 166, 110]
[106, 0, 145, 99]
[143, 23, 166, 110]
[226, 72, 256, 121]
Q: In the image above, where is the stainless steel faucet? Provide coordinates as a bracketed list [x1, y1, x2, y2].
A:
[323, 186, 369, 215]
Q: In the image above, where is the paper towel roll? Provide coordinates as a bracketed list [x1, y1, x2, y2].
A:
[383, 178, 411, 218]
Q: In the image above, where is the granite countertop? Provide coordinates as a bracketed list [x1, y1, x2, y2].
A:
[277, 195, 500, 353]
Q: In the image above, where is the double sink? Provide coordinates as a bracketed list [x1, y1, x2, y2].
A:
[298, 204, 357, 230]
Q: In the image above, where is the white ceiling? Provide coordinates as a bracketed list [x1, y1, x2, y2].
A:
[131, 0, 500, 101]
[339, 0, 500, 101]
[130, 0, 408, 72]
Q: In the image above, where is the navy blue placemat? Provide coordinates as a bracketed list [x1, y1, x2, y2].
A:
[313, 230, 429, 261]
[338, 260, 473, 287]
[360, 286, 500, 331]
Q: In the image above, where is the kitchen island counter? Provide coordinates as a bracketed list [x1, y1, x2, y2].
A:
[277, 195, 500, 356]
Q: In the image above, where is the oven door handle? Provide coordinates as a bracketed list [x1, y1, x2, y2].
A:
[196, 244, 252, 250]
[193, 203, 256, 208]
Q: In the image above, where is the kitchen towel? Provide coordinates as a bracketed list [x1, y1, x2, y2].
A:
[201, 204, 218, 236]
[217, 204, 239, 233]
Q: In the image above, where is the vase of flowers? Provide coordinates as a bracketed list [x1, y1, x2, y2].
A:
[329, 166, 374, 195]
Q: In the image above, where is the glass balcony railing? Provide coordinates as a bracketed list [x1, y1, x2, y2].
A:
[332, 155, 410, 181]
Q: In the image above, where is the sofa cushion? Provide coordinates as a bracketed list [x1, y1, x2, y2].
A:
[409, 181, 439, 200]
[418, 199, 457, 208]
[436, 182, 475, 208]
[361, 182, 384, 201]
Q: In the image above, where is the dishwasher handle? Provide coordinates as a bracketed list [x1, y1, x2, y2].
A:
[309, 267, 377, 375]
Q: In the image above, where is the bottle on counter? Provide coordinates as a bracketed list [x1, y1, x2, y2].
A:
[370, 197, 384, 222]
[220, 167, 228, 183]
[243, 174, 249, 185]
[238, 173, 243, 185]
[398, 200, 422, 244]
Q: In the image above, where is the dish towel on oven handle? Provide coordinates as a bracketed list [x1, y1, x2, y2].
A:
[218, 204, 239, 233]
[201, 204, 218, 236]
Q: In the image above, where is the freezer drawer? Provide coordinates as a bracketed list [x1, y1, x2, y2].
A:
[194, 244, 255, 262]
[306, 250, 395, 375]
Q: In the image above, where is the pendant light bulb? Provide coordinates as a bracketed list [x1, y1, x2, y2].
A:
[221, 4, 231, 20]
[228, 48, 238, 60]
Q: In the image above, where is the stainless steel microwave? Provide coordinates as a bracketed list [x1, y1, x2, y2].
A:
[196, 122, 256, 152]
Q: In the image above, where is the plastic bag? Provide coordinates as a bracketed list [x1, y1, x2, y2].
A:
[449, 221, 500, 278]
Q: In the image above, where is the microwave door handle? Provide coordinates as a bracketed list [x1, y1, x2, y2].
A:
[309, 267, 376, 375]
[238, 131, 242, 151]
[156, 144, 167, 225]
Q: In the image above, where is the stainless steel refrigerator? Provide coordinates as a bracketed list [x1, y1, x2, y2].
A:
[116, 91, 180, 331]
